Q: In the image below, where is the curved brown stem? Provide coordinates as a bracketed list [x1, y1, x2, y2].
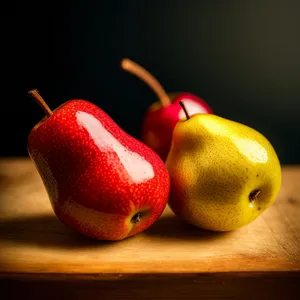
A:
[121, 58, 170, 107]
[28, 89, 53, 118]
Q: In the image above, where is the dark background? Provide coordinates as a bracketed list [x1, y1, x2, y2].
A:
[1, 0, 300, 164]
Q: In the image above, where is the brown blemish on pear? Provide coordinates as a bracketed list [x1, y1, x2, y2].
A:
[249, 190, 261, 203]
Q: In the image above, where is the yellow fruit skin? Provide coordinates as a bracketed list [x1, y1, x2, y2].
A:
[166, 113, 282, 232]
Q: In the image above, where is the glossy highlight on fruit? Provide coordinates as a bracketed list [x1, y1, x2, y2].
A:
[27, 89, 170, 241]
[166, 100, 281, 232]
[141, 92, 212, 161]
[121, 58, 213, 161]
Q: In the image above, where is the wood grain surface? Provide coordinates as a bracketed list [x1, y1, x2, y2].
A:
[0, 157, 300, 299]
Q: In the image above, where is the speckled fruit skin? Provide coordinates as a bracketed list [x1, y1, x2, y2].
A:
[28, 100, 170, 241]
[141, 92, 213, 161]
[166, 113, 281, 232]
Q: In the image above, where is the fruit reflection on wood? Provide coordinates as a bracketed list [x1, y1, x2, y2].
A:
[27, 60, 281, 240]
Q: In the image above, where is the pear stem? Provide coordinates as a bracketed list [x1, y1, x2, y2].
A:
[179, 100, 190, 120]
[121, 58, 170, 107]
[28, 89, 53, 118]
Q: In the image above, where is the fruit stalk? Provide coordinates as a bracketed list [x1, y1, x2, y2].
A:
[121, 58, 170, 107]
[179, 100, 190, 120]
[28, 89, 53, 118]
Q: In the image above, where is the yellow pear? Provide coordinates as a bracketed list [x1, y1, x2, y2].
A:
[166, 101, 282, 231]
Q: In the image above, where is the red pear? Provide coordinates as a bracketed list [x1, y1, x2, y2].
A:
[27, 89, 170, 241]
[121, 58, 213, 161]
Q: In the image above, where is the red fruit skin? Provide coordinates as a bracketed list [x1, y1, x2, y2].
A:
[141, 92, 213, 161]
[28, 100, 170, 241]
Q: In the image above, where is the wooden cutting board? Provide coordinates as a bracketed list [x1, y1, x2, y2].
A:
[0, 157, 300, 299]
